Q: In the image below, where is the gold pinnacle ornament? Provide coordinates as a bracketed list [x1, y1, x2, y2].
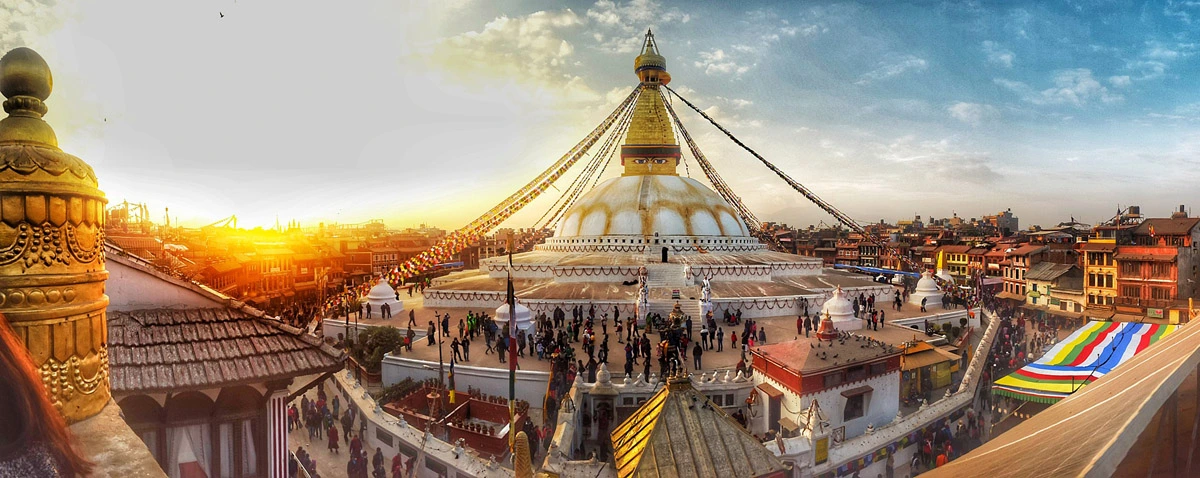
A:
[0, 47, 110, 423]
[513, 430, 533, 478]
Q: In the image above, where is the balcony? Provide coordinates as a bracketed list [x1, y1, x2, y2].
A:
[1115, 296, 1176, 309]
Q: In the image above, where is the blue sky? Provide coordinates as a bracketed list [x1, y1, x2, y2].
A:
[5, 0, 1200, 229]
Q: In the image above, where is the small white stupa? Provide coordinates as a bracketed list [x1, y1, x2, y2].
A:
[890, 274, 906, 285]
[495, 300, 535, 334]
[936, 269, 954, 284]
[821, 286, 860, 331]
[908, 270, 943, 307]
[365, 278, 404, 318]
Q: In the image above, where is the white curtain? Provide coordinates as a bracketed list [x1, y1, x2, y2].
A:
[218, 423, 234, 478]
[241, 421, 259, 476]
[167, 424, 212, 478]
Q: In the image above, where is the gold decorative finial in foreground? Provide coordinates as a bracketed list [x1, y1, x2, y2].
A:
[0, 47, 58, 146]
[0, 47, 109, 423]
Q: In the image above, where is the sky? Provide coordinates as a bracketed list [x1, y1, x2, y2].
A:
[4, 0, 1200, 230]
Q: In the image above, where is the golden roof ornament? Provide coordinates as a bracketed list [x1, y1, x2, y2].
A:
[0, 47, 109, 423]
[513, 430, 533, 478]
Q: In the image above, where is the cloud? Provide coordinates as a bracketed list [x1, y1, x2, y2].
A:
[586, 0, 689, 53]
[947, 102, 998, 125]
[995, 69, 1122, 106]
[694, 49, 751, 76]
[981, 41, 1014, 68]
[434, 10, 595, 100]
[855, 54, 927, 85]
[873, 136, 1002, 184]
[1108, 75, 1132, 88]
[0, 1, 72, 52]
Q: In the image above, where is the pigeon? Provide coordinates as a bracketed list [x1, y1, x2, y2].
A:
[810, 343, 815, 349]
[220, 12, 224, 17]
[832, 354, 838, 359]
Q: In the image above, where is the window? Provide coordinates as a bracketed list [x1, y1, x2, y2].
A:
[824, 372, 844, 388]
[847, 366, 865, 382]
[1106, 275, 1114, 288]
[870, 363, 887, 376]
[1151, 287, 1172, 300]
[1152, 263, 1172, 277]
[1122, 285, 1140, 298]
[844, 394, 865, 421]
[1121, 262, 1139, 276]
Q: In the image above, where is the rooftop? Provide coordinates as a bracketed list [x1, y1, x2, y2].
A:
[610, 376, 785, 478]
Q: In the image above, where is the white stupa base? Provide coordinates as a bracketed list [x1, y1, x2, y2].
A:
[908, 291, 942, 308]
[832, 316, 862, 331]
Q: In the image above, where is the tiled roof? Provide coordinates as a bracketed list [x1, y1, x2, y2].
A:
[108, 308, 343, 393]
[1133, 217, 1200, 236]
[1024, 262, 1077, 281]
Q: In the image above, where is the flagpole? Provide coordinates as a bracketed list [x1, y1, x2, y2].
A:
[508, 232, 518, 452]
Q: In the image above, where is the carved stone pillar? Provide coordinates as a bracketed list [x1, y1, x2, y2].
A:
[0, 47, 109, 422]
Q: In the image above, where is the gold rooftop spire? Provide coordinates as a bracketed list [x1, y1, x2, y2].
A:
[622, 29, 682, 176]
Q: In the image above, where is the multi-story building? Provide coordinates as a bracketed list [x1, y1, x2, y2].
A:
[1113, 214, 1200, 322]
[858, 238, 881, 267]
[936, 244, 972, 279]
[1082, 241, 1117, 311]
[835, 238, 860, 266]
[1001, 244, 1047, 297]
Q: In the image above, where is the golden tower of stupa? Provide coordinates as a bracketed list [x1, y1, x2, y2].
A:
[0, 47, 109, 423]
[621, 30, 682, 177]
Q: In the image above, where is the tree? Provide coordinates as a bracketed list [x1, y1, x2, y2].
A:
[352, 326, 404, 373]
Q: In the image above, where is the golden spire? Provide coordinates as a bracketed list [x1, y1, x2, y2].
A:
[513, 430, 533, 478]
[622, 30, 682, 177]
[0, 47, 109, 423]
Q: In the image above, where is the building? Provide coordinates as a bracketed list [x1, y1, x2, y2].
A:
[106, 244, 343, 476]
[751, 332, 902, 441]
[1081, 240, 1118, 315]
[1113, 214, 1200, 322]
[1000, 244, 1047, 298]
[982, 209, 1019, 236]
[1022, 262, 1085, 323]
[936, 244, 972, 279]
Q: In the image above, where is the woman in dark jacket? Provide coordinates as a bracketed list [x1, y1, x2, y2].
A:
[0, 314, 93, 476]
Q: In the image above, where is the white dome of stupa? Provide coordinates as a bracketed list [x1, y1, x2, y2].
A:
[495, 301, 534, 334]
[365, 278, 404, 318]
[909, 270, 943, 307]
[821, 287, 860, 331]
[914, 271, 940, 294]
[556, 175, 750, 237]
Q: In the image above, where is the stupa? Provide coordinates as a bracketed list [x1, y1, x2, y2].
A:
[908, 270, 943, 307]
[821, 286, 859, 331]
[365, 277, 404, 318]
[425, 31, 891, 319]
[495, 300, 534, 334]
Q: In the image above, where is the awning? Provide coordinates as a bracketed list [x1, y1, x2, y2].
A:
[778, 417, 800, 432]
[902, 350, 954, 371]
[996, 291, 1025, 301]
[992, 321, 1178, 403]
[1113, 313, 1145, 322]
[1084, 309, 1115, 320]
[840, 385, 873, 398]
[1046, 308, 1083, 319]
[1113, 252, 1177, 262]
[757, 383, 784, 399]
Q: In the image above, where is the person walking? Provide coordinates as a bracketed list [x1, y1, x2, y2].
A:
[692, 342, 703, 370]
[921, 297, 928, 313]
[716, 327, 724, 352]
